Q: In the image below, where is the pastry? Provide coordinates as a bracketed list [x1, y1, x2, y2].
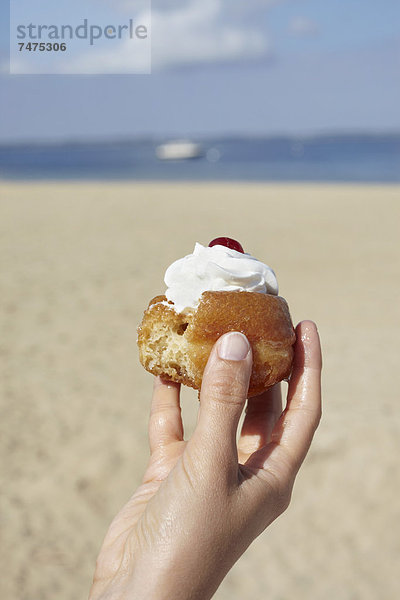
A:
[137, 238, 295, 397]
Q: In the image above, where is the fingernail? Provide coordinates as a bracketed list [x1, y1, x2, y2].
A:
[217, 332, 250, 361]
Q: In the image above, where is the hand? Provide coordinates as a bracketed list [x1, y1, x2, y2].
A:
[90, 321, 322, 600]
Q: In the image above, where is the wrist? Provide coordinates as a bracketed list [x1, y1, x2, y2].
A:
[127, 552, 228, 600]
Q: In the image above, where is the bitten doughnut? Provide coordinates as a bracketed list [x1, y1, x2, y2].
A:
[137, 239, 295, 397]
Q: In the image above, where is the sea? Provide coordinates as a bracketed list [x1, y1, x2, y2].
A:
[0, 134, 399, 183]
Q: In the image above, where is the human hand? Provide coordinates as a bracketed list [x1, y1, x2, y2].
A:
[90, 321, 322, 600]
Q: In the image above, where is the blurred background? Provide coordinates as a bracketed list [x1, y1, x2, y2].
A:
[1, 0, 400, 180]
[1, 1, 399, 599]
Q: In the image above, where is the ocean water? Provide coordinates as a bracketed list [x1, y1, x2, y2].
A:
[0, 134, 399, 182]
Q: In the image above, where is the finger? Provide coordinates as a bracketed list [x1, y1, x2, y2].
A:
[238, 384, 282, 458]
[148, 377, 183, 453]
[191, 332, 252, 470]
[272, 320, 322, 469]
[246, 321, 322, 487]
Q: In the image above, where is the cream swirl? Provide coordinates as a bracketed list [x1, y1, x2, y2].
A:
[164, 243, 278, 313]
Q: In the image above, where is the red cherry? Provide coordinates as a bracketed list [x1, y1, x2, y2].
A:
[208, 237, 244, 253]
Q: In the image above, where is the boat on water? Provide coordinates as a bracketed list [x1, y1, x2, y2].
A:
[156, 139, 203, 161]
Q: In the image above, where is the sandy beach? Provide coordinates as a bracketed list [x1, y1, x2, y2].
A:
[1, 181, 399, 600]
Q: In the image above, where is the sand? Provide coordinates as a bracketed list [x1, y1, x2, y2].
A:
[0, 181, 399, 600]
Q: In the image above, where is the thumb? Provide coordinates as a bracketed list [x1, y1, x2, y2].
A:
[193, 332, 252, 470]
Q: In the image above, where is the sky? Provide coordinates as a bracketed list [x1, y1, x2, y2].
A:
[0, 0, 399, 142]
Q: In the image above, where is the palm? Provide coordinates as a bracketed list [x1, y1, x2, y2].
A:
[90, 322, 322, 600]
[90, 441, 186, 597]
[93, 382, 281, 578]
[106, 441, 188, 542]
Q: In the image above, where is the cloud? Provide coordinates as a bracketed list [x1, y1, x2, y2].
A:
[289, 16, 319, 37]
[151, 0, 270, 70]
[10, 0, 274, 75]
[115, 0, 279, 14]
[58, 0, 271, 74]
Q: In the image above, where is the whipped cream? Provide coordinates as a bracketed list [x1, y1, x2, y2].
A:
[164, 243, 278, 313]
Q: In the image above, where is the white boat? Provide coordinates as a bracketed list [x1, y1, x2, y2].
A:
[156, 139, 203, 161]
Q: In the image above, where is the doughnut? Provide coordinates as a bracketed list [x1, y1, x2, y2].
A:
[137, 239, 295, 397]
[137, 290, 295, 398]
